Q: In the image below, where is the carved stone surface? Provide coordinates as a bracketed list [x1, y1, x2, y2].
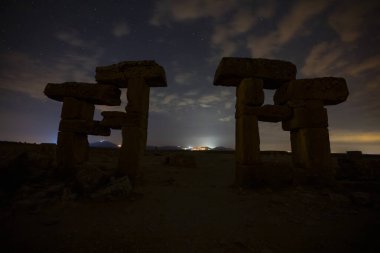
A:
[214, 57, 297, 89]
[96, 60, 167, 88]
[291, 128, 334, 184]
[61, 97, 95, 120]
[274, 77, 348, 105]
[56, 131, 88, 176]
[59, 120, 111, 136]
[282, 107, 328, 130]
[44, 82, 121, 106]
[236, 78, 264, 106]
[100, 111, 128, 129]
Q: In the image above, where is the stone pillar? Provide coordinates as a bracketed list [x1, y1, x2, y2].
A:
[95, 61, 167, 185]
[119, 77, 150, 182]
[44, 82, 121, 177]
[235, 78, 264, 185]
[213, 57, 297, 186]
[274, 77, 349, 184]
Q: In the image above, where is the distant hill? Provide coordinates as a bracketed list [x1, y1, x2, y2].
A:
[146, 145, 183, 151]
[212, 146, 234, 151]
[90, 141, 118, 148]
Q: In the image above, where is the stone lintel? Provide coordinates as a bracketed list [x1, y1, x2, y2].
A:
[95, 60, 167, 88]
[59, 120, 111, 136]
[100, 111, 128, 130]
[282, 107, 328, 131]
[274, 77, 348, 105]
[213, 57, 297, 89]
[44, 82, 121, 106]
[236, 104, 292, 122]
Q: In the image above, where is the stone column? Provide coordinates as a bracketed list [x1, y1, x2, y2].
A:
[96, 61, 167, 185]
[44, 82, 120, 177]
[235, 78, 264, 185]
[213, 57, 297, 186]
[274, 77, 349, 184]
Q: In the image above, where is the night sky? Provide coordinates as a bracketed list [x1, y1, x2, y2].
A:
[1, 0, 380, 153]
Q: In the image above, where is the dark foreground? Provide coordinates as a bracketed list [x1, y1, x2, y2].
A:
[1, 143, 380, 252]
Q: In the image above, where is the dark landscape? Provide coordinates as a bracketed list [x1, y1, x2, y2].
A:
[1, 141, 380, 252]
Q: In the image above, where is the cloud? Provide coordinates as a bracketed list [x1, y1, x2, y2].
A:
[219, 115, 233, 122]
[210, 1, 275, 58]
[112, 22, 130, 37]
[184, 90, 199, 96]
[150, 0, 237, 26]
[0, 50, 102, 100]
[328, 1, 380, 42]
[301, 41, 347, 77]
[345, 55, 380, 77]
[174, 72, 195, 85]
[248, 0, 330, 57]
[198, 95, 221, 105]
[225, 101, 233, 109]
[161, 94, 178, 105]
[177, 98, 195, 106]
[55, 31, 85, 47]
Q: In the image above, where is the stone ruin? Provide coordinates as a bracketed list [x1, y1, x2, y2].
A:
[44, 61, 167, 185]
[213, 57, 349, 186]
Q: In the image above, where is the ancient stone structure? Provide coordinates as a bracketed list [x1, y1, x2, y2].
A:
[96, 61, 167, 184]
[44, 82, 121, 177]
[213, 57, 348, 186]
[214, 57, 296, 185]
[274, 77, 349, 183]
[44, 61, 167, 183]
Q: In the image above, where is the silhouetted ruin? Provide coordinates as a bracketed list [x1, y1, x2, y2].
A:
[213, 57, 349, 186]
[44, 61, 167, 183]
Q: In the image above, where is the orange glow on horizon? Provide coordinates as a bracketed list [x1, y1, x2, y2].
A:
[330, 132, 380, 143]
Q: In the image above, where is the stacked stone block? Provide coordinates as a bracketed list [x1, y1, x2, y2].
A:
[96, 61, 167, 184]
[44, 82, 120, 177]
[274, 77, 349, 184]
[213, 57, 297, 186]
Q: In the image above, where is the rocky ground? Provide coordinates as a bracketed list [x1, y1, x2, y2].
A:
[1, 144, 380, 252]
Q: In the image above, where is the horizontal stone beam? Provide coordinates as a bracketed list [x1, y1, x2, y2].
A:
[236, 104, 292, 122]
[100, 111, 128, 130]
[213, 57, 297, 89]
[59, 120, 111, 136]
[44, 82, 121, 106]
[274, 77, 348, 105]
[95, 60, 167, 88]
[282, 107, 328, 131]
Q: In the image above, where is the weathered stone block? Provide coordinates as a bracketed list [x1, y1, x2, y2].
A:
[256, 104, 292, 123]
[290, 128, 334, 183]
[235, 105, 292, 122]
[213, 57, 297, 89]
[56, 132, 88, 176]
[274, 77, 348, 105]
[59, 120, 111, 136]
[235, 115, 260, 166]
[61, 97, 95, 120]
[118, 125, 146, 184]
[282, 107, 328, 131]
[96, 60, 167, 88]
[236, 78, 264, 106]
[44, 82, 121, 106]
[100, 111, 128, 129]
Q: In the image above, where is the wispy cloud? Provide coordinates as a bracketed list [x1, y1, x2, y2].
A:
[174, 72, 196, 85]
[112, 21, 130, 37]
[150, 0, 237, 26]
[248, 0, 330, 57]
[56, 30, 86, 47]
[219, 115, 233, 122]
[328, 1, 380, 42]
[301, 41, 347, 77]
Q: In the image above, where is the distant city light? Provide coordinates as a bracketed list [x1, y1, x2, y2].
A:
[117, 144, 121, 148]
